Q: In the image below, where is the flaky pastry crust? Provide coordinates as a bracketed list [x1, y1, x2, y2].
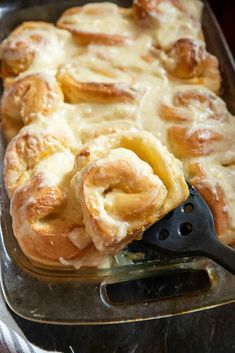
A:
[1, 22, 64, 77]
[133, 0, 204, 48]
[168, 126, 222, 158]
[1, 74, 64, 140]
[72, 131, 189, 254]
[133, 0, 187, 27]
[4, 129, 70, 198]
[185, 160, 235, 245]
[156, 38, 221, 93]
[57, 3, 134, 46]
[57, 70, 137, 104]
[10, 173, 109, 268]
[160, 87, 235, 158]
[57, 54, 138, 103]
[2, 0, 235, 269]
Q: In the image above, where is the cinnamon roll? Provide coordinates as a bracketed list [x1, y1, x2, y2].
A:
[167, 126, 223, 158]
[159, 38, 221, 93]
[72, 131, 189, 254]
[57, 3, 136, 46]
[4, 129, 72, 198]
[6, 128, 110, 268]
[1, 21, 69, 77]
[10, 173, 109, 268]
[160, 88, 229, 122]
[133, 0, 203, 47]
[186, 160, 235, 245]
[133, 0, 186, 27]
[161, 87, 235, 158]
[2, 0, 235, 267]
[1, 73, 64, 140]
[57, 55, 138, 103]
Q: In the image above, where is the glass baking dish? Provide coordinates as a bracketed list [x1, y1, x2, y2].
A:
[1, 0, 235, 325]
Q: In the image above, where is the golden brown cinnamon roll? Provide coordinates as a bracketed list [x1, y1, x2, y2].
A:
[167, 126, 223, 158]
[133, 0, 186, 27]
[1, 21, 68, 77]
[57, 56, 138, 103]
[1, 73, 64, 140]
[133, 0, 203, 47]
[2, 0, 234, 267]
[72, 131, 189, 254]
[57, 3, 136, 46]
[164, 39, 207, 78]
[160, 88, 229, 122]
[157, 39, 221, 93]
[10, 173, 109, 268]
[164, 88, 235, 161]
[4, 129, 72, 198]
[186, 160, 235, 245]
[4, 126, 105, 268]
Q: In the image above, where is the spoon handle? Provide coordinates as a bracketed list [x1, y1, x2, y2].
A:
[200, 238, 235, 275]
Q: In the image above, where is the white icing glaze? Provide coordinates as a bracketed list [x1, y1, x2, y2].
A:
[3, 0, 235, 267]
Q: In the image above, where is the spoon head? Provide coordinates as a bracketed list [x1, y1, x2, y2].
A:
[143, 183, 217, 255]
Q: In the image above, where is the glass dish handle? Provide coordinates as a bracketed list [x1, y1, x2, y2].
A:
[98, 260, 235, 323]
[2, 254, 235, 324]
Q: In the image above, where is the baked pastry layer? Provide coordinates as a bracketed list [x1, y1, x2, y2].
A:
[1, 0, 234, 269]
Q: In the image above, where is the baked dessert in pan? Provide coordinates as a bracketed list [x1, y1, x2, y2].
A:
[1, 0, 234, 269]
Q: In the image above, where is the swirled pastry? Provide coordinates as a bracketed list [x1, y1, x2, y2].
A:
[57, 3, 137, 46]
[1, 73, 64, 140]
[3, 128, 73, 198]
[5, 129, 107, 268]
[160, 88, 229, 122]
[72, 131, 189, 254]
[0, 22, 73, 77]
[57, 54, 138, 103]
[10, 173, 110, 268]
[167, 126, 223, 158]
[133, 0, 188, 26]
[185, 158, 235, 245]
[160, 87, 235, 158]
[156, 38, 221, 93]
[133, 0, 203, 47]
[2, 0, 235, 269]
[7, 130, 188, 267]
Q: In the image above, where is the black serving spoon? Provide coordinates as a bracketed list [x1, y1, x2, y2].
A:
[143, 184, 235, 274]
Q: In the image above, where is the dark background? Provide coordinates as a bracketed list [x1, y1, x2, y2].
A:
[4, 1, 235, 352]
[208, 0, 235, 56]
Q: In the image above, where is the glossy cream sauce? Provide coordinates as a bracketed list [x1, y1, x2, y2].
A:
[2, 0, 235, 267]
